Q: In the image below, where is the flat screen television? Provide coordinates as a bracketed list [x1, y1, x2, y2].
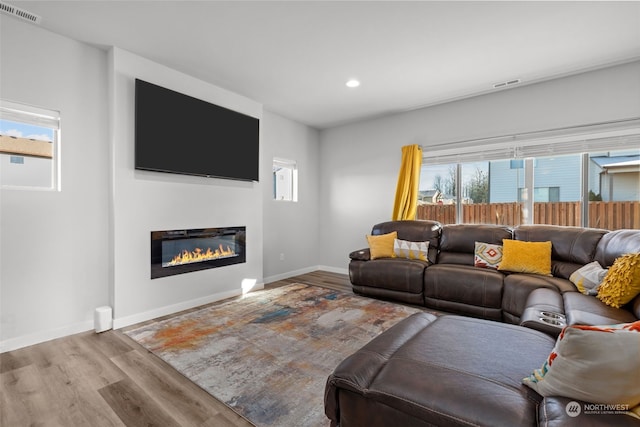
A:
[135, 79, 260, 181]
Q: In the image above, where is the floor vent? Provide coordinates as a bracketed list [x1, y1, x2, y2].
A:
[493, 79, 521, 89]
[0, 1, 42, 24]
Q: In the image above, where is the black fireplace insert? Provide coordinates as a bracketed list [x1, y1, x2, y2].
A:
[151, 227, 246, 279]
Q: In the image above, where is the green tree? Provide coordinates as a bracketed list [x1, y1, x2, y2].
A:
[443, 165, 456, 197]
[433, 175, 443, 193]
[466, 168, 489, 203]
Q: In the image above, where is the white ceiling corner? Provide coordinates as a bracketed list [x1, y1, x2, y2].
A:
[8, 1, 640, 129]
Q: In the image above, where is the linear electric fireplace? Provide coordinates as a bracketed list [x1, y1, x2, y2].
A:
[151, 227, 246, 279]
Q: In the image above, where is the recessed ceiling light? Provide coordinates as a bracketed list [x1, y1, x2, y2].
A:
[346, 79, 360, 88]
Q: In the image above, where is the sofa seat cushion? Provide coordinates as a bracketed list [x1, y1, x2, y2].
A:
[564, 292, 637, 326]
[424, 264, 504, 319]
[502, 274, 576, 323]
[350, 258, 427, 295]
[325, 313, 555, 427]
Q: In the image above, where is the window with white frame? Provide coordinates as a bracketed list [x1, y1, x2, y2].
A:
[418, 119, 640, 230]
[0, 100, 60, 190]
[273, 158, 298, 202]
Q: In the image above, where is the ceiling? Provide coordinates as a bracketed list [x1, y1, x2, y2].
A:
[8, 1, 640, 129]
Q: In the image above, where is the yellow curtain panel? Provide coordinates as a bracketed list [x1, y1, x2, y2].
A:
[392, 144, 422, 220]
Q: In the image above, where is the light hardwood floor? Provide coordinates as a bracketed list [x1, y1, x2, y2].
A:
[0, 271, 352, 427]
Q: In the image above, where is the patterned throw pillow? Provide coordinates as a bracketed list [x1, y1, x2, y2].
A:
[394, 239, 429, 261]
[523, 321, 640, 408]
[498, 239, 552, 276]
[597, 253, 640, 308]
[366, 231, 397, 260]
[569, 261, 608, 296]
[474, 242, 503, 269]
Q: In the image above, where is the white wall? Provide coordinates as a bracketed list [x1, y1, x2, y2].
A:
[261, 111, 321, 282]
[3, 13, 637, 350]
[318, 61, 640, 270]
[0, 17, 110, 350]
[0, 18, 322, 351]
[110, 48, 264, 327]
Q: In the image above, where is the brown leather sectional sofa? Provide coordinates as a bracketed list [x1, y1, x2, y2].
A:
[325, 313, 640, 427]
[326, 220, 640, 426]
[349, 220, 640, 330]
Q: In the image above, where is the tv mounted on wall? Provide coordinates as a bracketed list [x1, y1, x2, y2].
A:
[135, 79, 260, 181]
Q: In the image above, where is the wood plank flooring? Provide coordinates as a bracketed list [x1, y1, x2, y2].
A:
[0, 271, 351, 427]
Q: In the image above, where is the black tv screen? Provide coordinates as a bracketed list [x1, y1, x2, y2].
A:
[135, 79, 259, 181]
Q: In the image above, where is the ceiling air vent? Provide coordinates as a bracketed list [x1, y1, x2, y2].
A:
[0, 1, 42, 24]
[493, 79, 521, 89]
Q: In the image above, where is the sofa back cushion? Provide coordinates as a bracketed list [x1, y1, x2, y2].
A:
[438, 224, 512, 265]
[514, 225, 607, 279]
[372, 220, 442, 264]
[594, 229, 640, 268]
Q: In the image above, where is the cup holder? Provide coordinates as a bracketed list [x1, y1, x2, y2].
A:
[539, 317, 563, 326]
[537, 310, 566, 328]
[540, 311, 565, 320]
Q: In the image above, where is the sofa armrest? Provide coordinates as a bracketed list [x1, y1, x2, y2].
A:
[349, 248, 370, 261]
[520, 288, 566, 337]
[540, 397, 640, 426]
[524, 287, 565, 313]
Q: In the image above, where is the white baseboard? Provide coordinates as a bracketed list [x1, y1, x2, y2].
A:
[1, 266, 349, 353]
[0, 320, 94, 353]
[263, 266, 318, 284]
[113, 285, 264, 330]
[263, 265, 349, 284]
[0, 285, 267, 353]
[317, 265, 349, 275]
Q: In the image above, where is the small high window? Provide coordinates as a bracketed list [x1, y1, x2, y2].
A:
[0, 100, 60, 190]
[273, 158, 298, 202]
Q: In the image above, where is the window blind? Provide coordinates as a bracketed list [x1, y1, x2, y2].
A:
[0, 100, 60, 130]
[423, 117, 640, 165]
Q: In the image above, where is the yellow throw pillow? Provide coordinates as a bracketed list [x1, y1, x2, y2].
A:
[597, 253, 640, 308]
[498, 239, 552, 276]
[366, 231, 397, 260]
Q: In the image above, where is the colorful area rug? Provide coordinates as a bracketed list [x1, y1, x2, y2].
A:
[125, 284, 422, 427]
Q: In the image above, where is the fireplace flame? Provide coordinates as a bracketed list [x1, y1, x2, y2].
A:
[163, 244, 236, 267]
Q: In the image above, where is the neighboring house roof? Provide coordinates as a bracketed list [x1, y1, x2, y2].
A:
[418, 190, 443, 203]
[590, 155, 640, 168]
[601, 159, 640, 173]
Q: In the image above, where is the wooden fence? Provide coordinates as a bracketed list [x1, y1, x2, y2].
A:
[416, 201, 640, 230]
